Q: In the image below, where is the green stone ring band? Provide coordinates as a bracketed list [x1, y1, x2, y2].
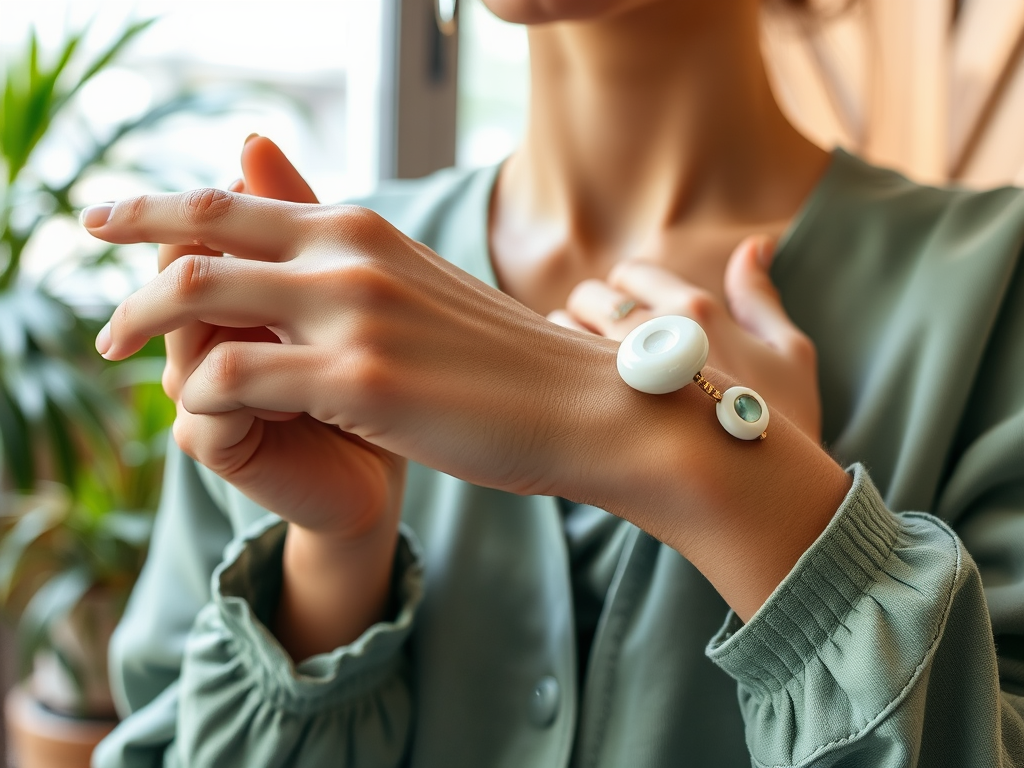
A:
[616, 315, 769, 440]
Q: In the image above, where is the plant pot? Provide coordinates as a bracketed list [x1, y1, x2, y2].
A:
[4, 684, 115, 768]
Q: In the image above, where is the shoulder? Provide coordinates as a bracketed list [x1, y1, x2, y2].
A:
[776, 150, 1024, 508]
[775, 150, 1024, 318]
[785, 149, 1024, 272]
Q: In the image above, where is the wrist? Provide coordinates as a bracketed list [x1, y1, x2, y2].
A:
[274, 512, 401, 660]
[559, 340, 716, 519]
[574, 356, 851, 622]
[654, 394, 851, 621]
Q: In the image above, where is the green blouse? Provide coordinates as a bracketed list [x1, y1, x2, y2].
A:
[94, 150, 1024, 768]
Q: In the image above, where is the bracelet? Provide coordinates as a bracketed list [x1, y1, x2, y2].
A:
[616, 316, 769, 440]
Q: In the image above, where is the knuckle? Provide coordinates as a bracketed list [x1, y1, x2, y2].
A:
[679, 291, 718, 325]
[119, 195, 148, 228]
[330, 262, 398, 308]
[172, 413, 222, 471]
[171, 255, 213, 302]
[204, 343, 245, 393]
[331, 205, 388, 243]
[181, 187, 233, 229]
[788, 333, 818, 366]
[171, 415, 197, 459]
[336, 348, 390, 410]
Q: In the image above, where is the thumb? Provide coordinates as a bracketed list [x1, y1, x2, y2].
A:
[723, 236, 802, 351]
[240, 135, 319, 204]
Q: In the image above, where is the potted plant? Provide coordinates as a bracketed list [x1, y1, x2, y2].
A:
[1, 362, 171, 767]
[0, 18, 219, 767]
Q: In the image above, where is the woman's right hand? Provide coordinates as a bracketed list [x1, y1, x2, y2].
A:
[155, 136, 406, 658]
[157, 135, 406, 542]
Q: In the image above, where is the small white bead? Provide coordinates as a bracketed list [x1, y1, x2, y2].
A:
[617, 316, 709, 394]
[716, 387, 769, 440]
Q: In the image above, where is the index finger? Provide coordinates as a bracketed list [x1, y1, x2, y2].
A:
[79, 189, 313, 262]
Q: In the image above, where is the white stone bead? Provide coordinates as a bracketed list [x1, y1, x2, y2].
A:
[716, 386, 769, 440]
[616, 316, 709, 395]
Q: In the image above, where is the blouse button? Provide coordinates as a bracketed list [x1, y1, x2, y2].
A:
[528, 676, 560, 728]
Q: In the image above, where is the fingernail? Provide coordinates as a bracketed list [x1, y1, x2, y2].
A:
[79, 203, 113, 229]
[244, 132, 260, 145]
[228, 178, 244, 192]
[95, 322, 112, 358]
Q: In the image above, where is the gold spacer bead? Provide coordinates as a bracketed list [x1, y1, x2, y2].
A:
[691, 372, 723, 402]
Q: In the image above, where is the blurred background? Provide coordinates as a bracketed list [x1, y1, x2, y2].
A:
[1, 0, 1022, 765]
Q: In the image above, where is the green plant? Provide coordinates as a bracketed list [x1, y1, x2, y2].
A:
[0, 18, 226, 493]
[0, 354, 172, 699]
[0, 18, 230, 714]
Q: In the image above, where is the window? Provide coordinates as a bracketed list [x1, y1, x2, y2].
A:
[1, 0, 384, 304]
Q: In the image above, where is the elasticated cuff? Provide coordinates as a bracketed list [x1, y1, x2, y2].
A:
[211, 517, 424, 714]
[707, 463, 904, 692]
[705, 465, 964, 767]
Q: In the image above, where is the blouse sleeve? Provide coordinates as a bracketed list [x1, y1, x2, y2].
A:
[166, 517, 422, 768]
[93, 441, 425, 768]
[706, 464, 1024, 767]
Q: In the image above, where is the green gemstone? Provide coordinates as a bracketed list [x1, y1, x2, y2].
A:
[734, 394, 762, 423]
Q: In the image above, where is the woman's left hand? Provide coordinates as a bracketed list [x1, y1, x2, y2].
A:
[548, 236, 823, 442]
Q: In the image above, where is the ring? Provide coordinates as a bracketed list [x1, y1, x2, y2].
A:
[609, 298, 638, 322]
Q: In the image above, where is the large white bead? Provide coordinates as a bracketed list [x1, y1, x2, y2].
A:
[616, 316, 709, 394]
[716, 386, 769, 440]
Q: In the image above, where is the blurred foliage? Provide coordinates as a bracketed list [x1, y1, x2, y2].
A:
[0, 17, 232, 709]
[0, 19, 233, 493]
[0, 345, 173, 681]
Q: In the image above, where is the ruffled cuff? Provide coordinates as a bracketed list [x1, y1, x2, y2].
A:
[210, 516, 424, 714]
[706, 463, 960, 766]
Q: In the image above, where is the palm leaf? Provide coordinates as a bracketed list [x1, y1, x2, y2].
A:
[49, 643, 88, 709]
[0, 28, 81, 182]
[0, 499, 64, 601]
[42, 398, 78, 491]
[16, 566, 91, 677]
[53, 18, 157, 116]
[0, 379, 35, 490]
[2, 19, 156, 185]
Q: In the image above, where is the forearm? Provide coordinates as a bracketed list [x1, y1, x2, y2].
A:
[273, 518, 399, 661]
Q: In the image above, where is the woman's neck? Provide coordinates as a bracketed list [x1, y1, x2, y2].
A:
[491, 1, 829, 311]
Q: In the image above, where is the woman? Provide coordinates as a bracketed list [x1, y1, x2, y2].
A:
[87, 1, 1024, 766]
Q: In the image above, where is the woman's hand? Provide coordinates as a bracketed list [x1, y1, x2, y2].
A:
[82, 188, 623, 511]
[145, 137, 407, 658]
[548, 237, 823, 443]
[148, 136, 405, 544]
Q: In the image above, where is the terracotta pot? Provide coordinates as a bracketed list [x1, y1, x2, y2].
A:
[4, 684, 115, 768]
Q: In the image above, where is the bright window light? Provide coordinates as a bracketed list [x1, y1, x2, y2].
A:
[1, 0, 384, 307]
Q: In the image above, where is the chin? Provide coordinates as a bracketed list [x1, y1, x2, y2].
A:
[482, 0, 661, 24]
